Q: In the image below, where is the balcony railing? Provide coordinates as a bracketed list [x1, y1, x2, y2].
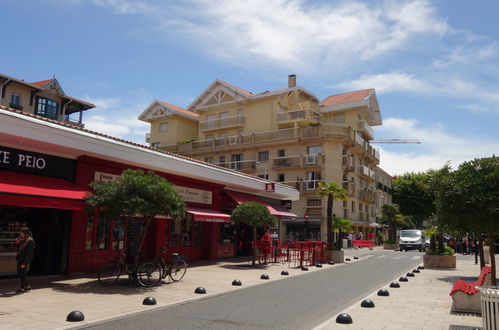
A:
[277, 109, 321, 125]
[359, 165, 376, 180]
[342, 155, 354, 171]
[200, 114, 245, 131]
[342, 181, 355, 196]
[357, 120, 374, 139]
[272, 155, 301, 169]
[358, 188, 375, 202]
[281, 180, 320, 192]
[214, 160, 256, 171]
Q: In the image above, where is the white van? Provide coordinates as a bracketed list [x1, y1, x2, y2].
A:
[399, 229, 425, 252]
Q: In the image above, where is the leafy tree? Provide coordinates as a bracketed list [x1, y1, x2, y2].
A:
[393, 172, 435, 228]
[381, 203, 399, 242]
[434, 156, 499, 284]
[333, 217, 352, 249]
[86, 169, 185, 257]
[317, 181, 348, 249]
[230, 201, 277, 267]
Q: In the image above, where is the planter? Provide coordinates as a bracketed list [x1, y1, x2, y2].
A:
[423, 254, 456, 268]
[324, 250, 344, 263]
[383, 243, 399, 250]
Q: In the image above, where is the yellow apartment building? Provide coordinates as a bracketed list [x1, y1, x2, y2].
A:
[139, 75, 392, 241]
[0, 73, 95, 126]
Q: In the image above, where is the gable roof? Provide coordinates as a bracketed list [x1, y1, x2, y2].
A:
[31, 79, 55, 88]
[138, 99, 199, 122]
[320, 89, 374, 107]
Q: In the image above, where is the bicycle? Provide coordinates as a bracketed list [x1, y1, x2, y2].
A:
[141, 247, 187, 286]
[97, 250, 161, 287]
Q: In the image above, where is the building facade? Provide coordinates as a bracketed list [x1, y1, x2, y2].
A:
[0, 73, 94, 127]
[140, 75, 393, 242]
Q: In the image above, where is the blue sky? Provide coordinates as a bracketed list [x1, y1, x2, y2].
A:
[2, 0, 498, 175]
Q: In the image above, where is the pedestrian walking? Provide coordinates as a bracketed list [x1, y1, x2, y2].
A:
[15, 228, 35, 294]
[347, 233, 353, 248]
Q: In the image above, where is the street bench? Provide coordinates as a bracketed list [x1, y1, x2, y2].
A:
[450, 265, 492, 313]
[352, 240, 375, 249]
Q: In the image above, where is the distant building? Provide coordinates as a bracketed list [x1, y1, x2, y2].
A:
[139, 75, 392, 241]
[0, 73, 95, 126]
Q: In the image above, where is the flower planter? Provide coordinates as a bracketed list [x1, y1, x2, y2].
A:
[324, 250, 344, 263]
[383, 243, 399, 250]
[423, 254, 456, 268]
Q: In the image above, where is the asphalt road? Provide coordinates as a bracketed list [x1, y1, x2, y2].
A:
[83, 250, 422, 330]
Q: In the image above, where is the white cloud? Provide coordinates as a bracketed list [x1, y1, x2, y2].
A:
[376, 117, 499, 175]
[83, 92, 150, 144]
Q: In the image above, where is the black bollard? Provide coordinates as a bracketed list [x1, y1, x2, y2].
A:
[142, 297, 157, 305]
[194, 287, 207, 294]
[281, 270, 289, 276]
[377, 289, 390, 296]
[328, 261, 335, 265]
[413, 269, 420, 273]
[406, 272, 415, 277]
[354, 256, 359, 260]
[316, 264, 323, 268]
[301, 266, 309, 271]
[390, 282, 400, 288]
[336, 313, 353, 324]
[66, 311, 85, 322]
[232, 279, 242, 286]
[260, 274, 270, 280]
[361, 299, 375, 308]
[399, 276, 408, 282]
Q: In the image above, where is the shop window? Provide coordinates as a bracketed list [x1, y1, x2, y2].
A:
[96, 215, 110, 250]
[112, 217, 126, 250]
[182, 215, 201, 247]
[126, 217, 144, 255]
[219, 223, 235, 244]
[35, 96, 59, 120]
[85, 215, 94, 250]
[168, 218, 181, 247]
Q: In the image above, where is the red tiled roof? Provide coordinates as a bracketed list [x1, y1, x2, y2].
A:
[157, 100, 199, 119]
[31, 79, 55, 88]
[320, 89, 374, 107]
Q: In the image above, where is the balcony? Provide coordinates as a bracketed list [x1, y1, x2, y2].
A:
[302, 154, 323, 166]
[359, 165, 375, 180]
[342, 181, 355, 196]
[358, 188, 375, 202]
[272, 155, 301, 169]
[145, 133, 150, 143]
[200, 114, 245, 132]
[214, 160, 256, 172]
[277, 109, 321, 128]
[357, 120, 374, 140]
[342, 155, 354, 171]
[281, 180, 320, 192]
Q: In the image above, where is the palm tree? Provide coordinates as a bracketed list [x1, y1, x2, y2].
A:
[381, 203, 399, 241]
[317, 181, 348, 249]
[333, 217, 352, 249]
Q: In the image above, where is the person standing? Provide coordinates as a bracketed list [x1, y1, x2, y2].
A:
[260, 227, 273, 264]
[15, 228, 35, 294]
[347, 232, 353, 248]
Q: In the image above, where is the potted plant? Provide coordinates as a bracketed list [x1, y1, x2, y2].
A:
[423, 230, 456, 268]
[383, 239, 399, 250]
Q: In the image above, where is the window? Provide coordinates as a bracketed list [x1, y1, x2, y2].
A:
[182, 214, 201, 247]
[258, 151, 269, 162]
[231, 154, 243, 170]
[10, 94, 22, 109]
[207, 114, 217, 129]
[168, 218, 181, 247]
[306, 198, 322, 215]
[306, 171, 320, 190]
[85, 215, 94, 250]
[206, 134, 215, 140]
[277, 173, 285, 182]
[204, 156, 213, 163]
[219, 223, 236, 244]
[96, 215, 110, 250]
[112, 217, 126, 250]
[218, 132, 228, 139]
[151, 142, 160, 148]
[351, 201, 356, 212]
[307, 145, 322, 155]
[334, 113, 345, 123]
[219, 156, 225, 164]
[258, 174, 269, 179]
[277, 149, 285, 157]
[35, 97, 59, 119]
[219, 112, 229, 126]
[159, 122, 168, 132]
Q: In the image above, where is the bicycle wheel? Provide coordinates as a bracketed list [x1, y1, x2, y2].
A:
[98, 262, 121, 286]
[137, 260, 162, 287]
[169, 259, 187, 282]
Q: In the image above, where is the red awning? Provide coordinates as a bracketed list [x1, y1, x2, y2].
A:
[224, 190, 297, 218]
[187, 206, 231, 223]
[0, 170, 87, 210]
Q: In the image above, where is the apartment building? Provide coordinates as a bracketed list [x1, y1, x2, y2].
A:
[139, 75, 392, 241]
[0, 73, 94, 126]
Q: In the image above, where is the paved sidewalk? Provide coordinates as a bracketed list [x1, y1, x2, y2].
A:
[316, 255, 487, 330]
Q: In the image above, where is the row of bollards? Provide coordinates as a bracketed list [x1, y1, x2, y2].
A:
[335, 264, 424, 325]
[67, 260, 341, 323]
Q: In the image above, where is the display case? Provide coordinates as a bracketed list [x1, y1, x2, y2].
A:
[0, 231, 18, 275]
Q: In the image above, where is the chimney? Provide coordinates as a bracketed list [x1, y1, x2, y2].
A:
[288, 74, 296, 88]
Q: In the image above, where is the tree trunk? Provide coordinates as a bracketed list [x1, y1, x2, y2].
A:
[488, 231, 497, 286]
[326, 195, 333, 246]
[252, 226, 256, 267]
[337, 228, 342, 250]
[388, 221, 396, 241]
[479, 239, 485, 269]
[137, 218, 152, 262]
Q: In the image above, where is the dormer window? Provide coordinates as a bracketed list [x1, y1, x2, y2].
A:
[10, 94, 22, 110]
[35, 96, 59, 120]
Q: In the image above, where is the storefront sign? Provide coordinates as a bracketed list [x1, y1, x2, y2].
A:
[0, 145, 75, 180]
[94, 171, 212, 205]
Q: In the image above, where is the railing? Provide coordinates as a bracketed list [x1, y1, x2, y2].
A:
[272, 155, 301, 169]
[358, 188, 375, 202]
[359, 165, 374, 179]
[303, 154, 321, 166]
[281, 180, 320, 192]
[200, 115, 245, 131]
[277, 109, 321, 123]
[214, 160, 256, 171]
[357, 120, 374, 139]
[342, 181, 355, 196]
[342, 155, 354, 170]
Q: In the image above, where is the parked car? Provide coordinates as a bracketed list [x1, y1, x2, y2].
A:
[399, 229, 425, 252]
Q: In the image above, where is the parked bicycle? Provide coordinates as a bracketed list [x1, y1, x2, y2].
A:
[97, 250, 161, 287]
[139, 247, 187, 286]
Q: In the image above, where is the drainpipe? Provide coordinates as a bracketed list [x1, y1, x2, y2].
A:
[0, 78, 12, 103]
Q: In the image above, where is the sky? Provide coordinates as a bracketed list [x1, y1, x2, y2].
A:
[2, 0, 498, 175]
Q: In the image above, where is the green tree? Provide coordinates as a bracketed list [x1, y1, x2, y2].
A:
[86, 169, 185, 257]
[434, 156, 499, 284]
[393, 172, 435, 228]
[317, 182, 348, 249]
[333, 217, 352, 249]
[230, 201, 277, 267]
[381, 203, 399, 242]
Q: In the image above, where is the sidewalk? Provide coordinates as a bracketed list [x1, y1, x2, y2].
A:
[0, 252, 488, 330]
[316, 254, 486, 330]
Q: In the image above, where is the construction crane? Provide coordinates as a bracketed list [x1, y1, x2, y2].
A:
[370, 139, 421, 144]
